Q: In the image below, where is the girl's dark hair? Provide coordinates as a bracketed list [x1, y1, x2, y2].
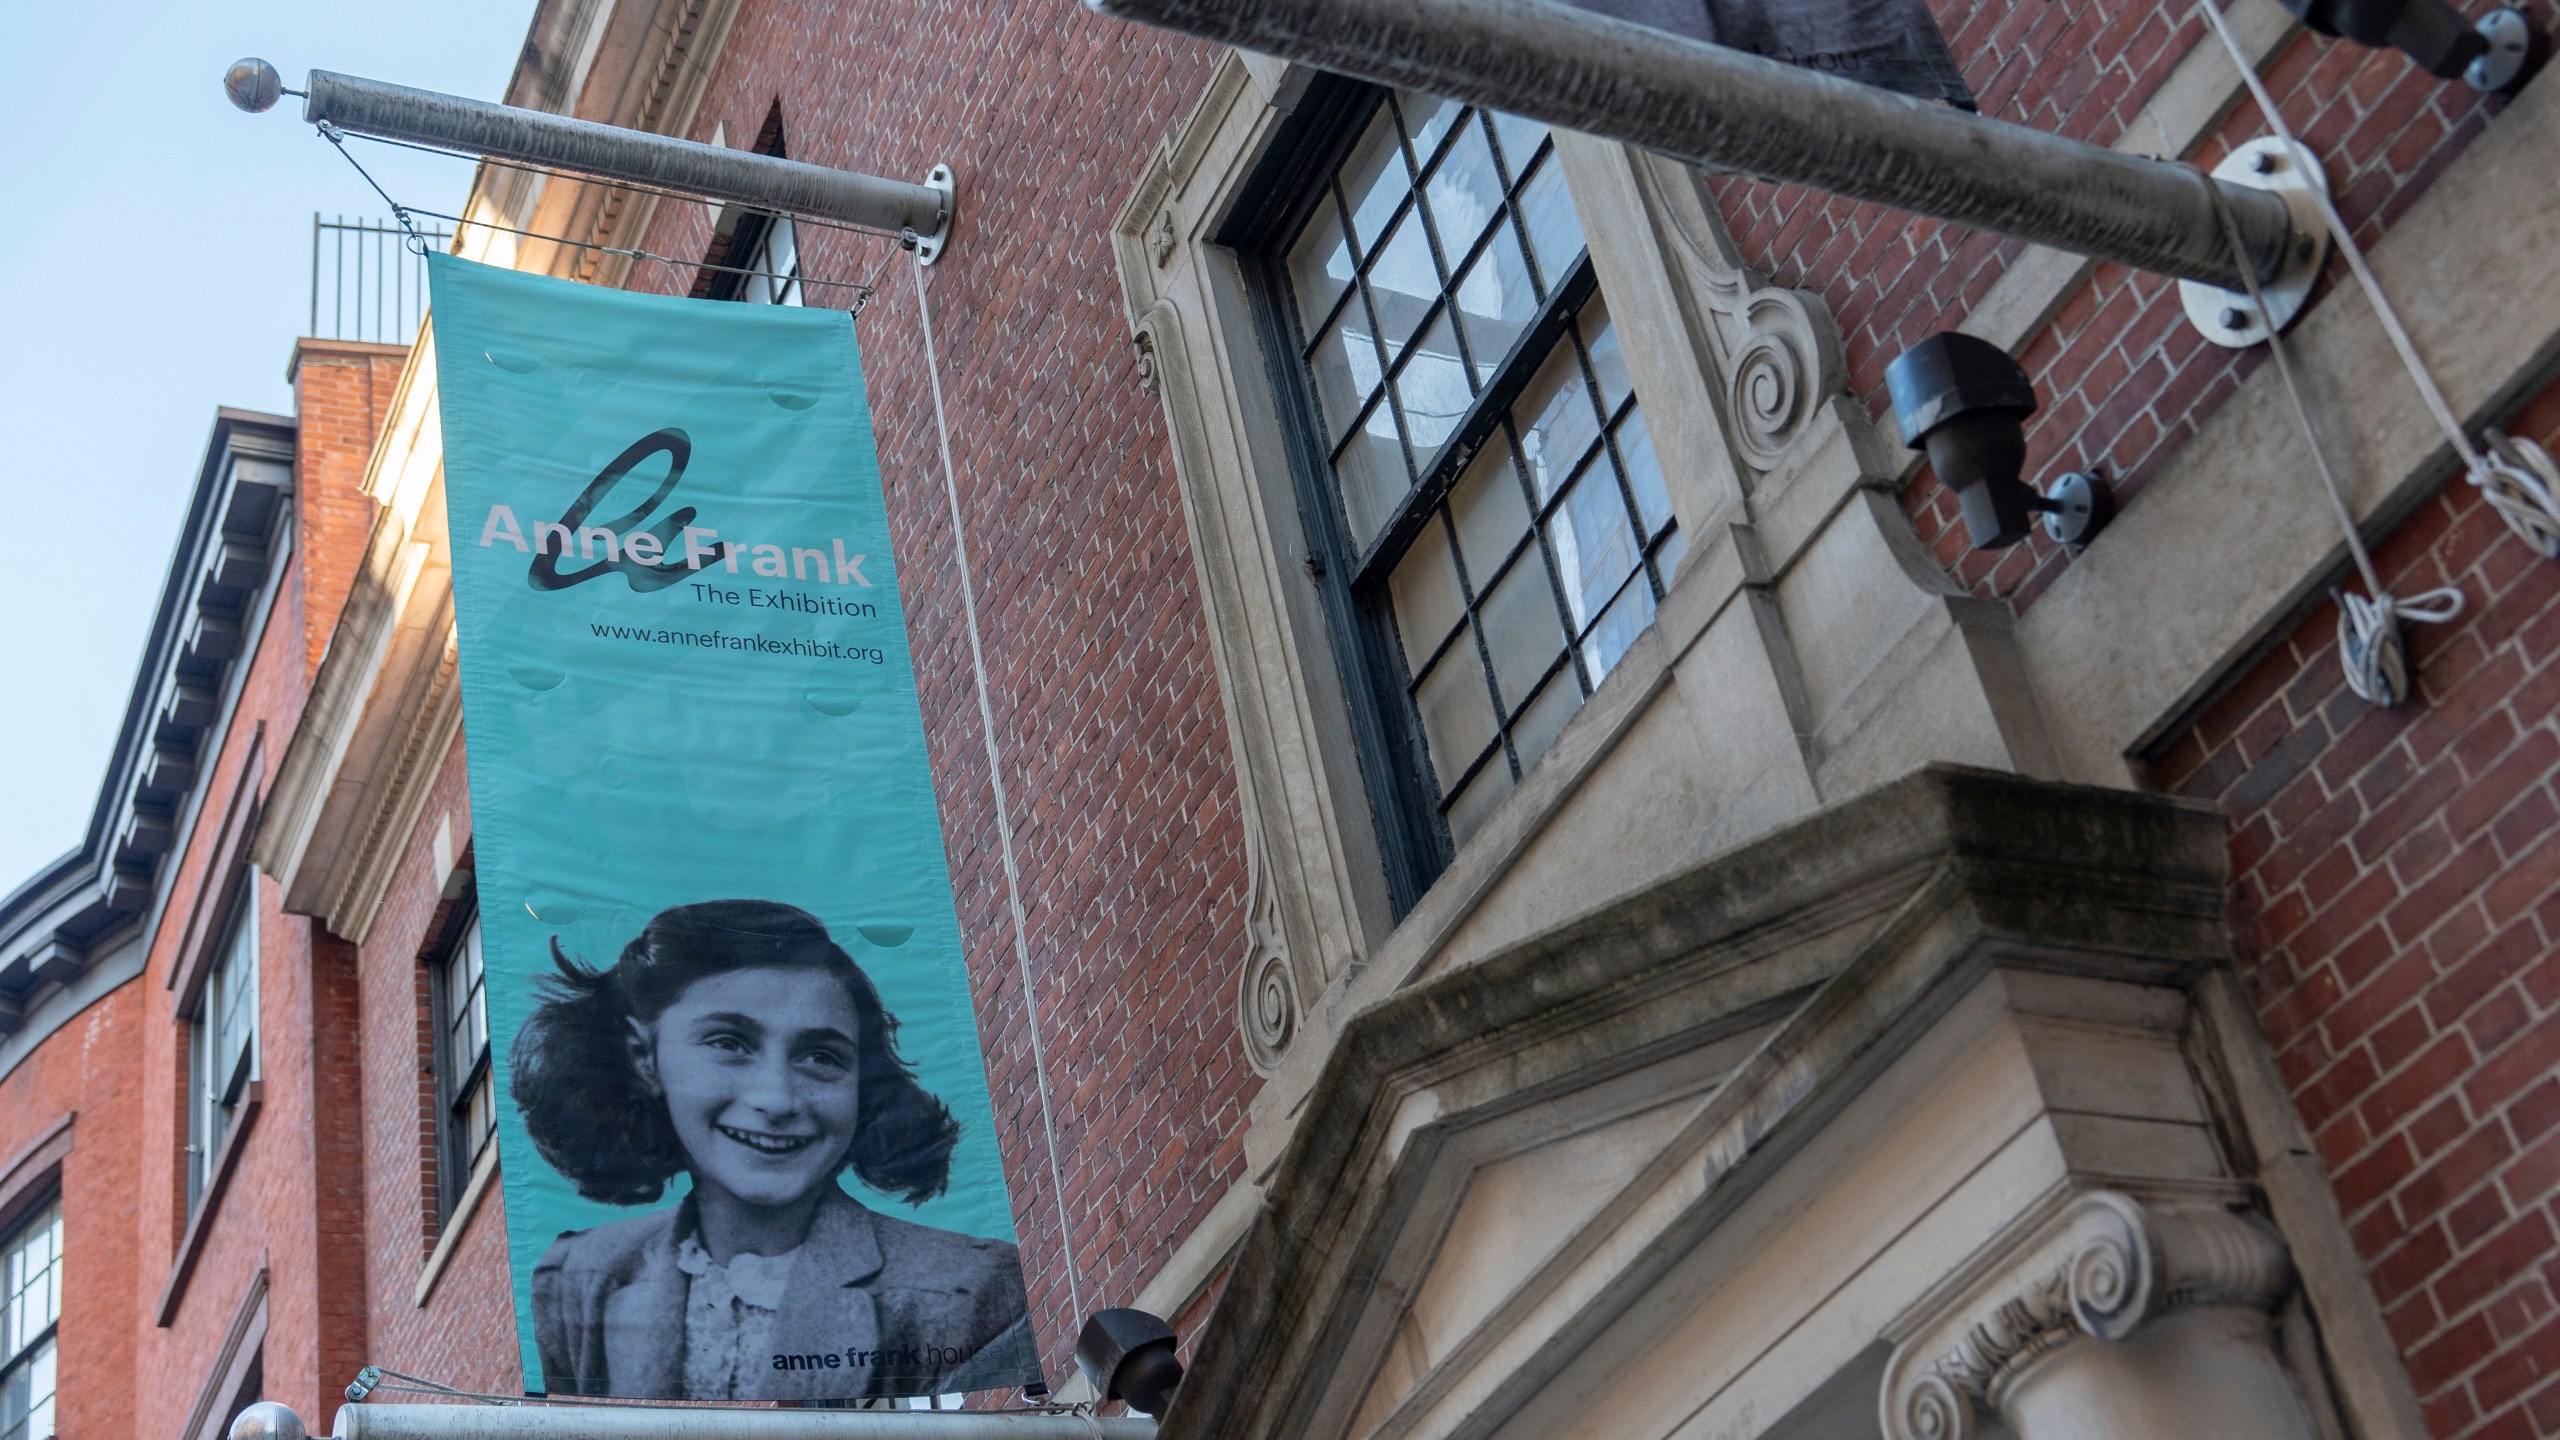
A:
[509, 899, 960, 1206]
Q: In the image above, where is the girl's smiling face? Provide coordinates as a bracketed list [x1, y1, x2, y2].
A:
[633, 965, 865, 1212]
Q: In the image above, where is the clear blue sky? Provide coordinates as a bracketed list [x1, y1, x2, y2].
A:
[0, 0, 534, 884]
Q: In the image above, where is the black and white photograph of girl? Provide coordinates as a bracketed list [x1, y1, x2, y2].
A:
[511, 898, 1035, 1401]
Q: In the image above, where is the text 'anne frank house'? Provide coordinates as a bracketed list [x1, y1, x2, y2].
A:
[2, 1, 2557, 1439]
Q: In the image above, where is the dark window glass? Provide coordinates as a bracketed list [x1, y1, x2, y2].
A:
[436, 914, 495, 1221]
[187, 873, 260, 1216]
[1274, 96, 1679, 860]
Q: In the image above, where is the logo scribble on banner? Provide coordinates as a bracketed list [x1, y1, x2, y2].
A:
[1564, 0, 1975, 106]
[426, 253, 1042, 1402]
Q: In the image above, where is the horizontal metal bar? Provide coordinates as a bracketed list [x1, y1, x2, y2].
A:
[1084, 0, 2296, 290]
[334, 1406, 1155, 1440]
[303, 71, 947, 236]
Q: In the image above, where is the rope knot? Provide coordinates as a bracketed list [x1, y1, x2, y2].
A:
[2472, 432, 2560, 560]
[2334, 583, 2465, 707]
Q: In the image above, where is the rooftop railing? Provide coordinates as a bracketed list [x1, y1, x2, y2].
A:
[310, 215, 450, 345]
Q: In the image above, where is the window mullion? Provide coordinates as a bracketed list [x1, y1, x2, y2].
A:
[1346, 258, 1598, 592]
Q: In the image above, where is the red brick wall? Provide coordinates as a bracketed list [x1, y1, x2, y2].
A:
[115, 343, 411, 1434]
[1709, 0, 2523, 610]
[607, 0, 1255, 1382]
[312, 923, 373, 1414]
[132, 548, 330, 1429]
[2157, 374, 2560, 1440]
[289, 342, 407, 677]
[348, 740, 522, 1400]
[0, 988, 144, 1440]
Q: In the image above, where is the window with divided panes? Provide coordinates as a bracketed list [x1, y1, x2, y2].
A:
[187, 873, 260, 1215]
[1273, 90, 1683, 876]
[0, 1201, 59, 1440]
[437, 912, 496, 1219]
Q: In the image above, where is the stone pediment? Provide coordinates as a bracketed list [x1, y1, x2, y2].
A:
[1161, 765, 2230, 1440]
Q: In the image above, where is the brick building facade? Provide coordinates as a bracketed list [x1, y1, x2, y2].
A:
[2, 0, 2555, 1437]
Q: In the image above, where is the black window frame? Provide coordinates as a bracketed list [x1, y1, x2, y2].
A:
[1225, 78, 1679, 912]
[429, 901, 495, 1224]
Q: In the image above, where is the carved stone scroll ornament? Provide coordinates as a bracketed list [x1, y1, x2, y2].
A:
[1630, 150, 1846, 477]
[1880, 1192, 2293, 1440]
[1126, 301, 1305, 1071]
[1132, 328, 1161, 396]
[1238, 858, 1296, 1067]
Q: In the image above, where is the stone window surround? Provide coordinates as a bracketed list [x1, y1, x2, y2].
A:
[1257, 81, 1682, 894]
[1111, 47, 1933, 1089]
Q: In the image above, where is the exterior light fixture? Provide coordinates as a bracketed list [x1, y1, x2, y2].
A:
[224, 57, 284, 113]
[1076, 1307, 1186, 1418]
[2278, 0, 2542, 91]
[1887, 333, 2111, 552]
[228, 1402, 308, 1440]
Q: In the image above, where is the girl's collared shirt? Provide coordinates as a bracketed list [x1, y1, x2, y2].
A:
[675, 1231, 795, 1399]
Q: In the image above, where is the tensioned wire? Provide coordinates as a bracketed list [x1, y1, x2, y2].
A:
[2200, 165, 2462, 706]
[906, 250, 1090, 1330]
[319, 125, 903, 311]
[2190, 0, 2560, 704]
[2196, 0, 2560, 561]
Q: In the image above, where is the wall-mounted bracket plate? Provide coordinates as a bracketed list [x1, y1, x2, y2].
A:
[2041, 469, 2112, 549]
[914, 164, 956, 265]
[2467, 8, 2540, 93]
[2179, 138, 2330, 349]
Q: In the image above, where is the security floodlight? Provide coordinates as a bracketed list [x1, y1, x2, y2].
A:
[2278, 0, 2542, 90]
[1076, 1308, 1184, 1418]
[1887, 333, 2111, 551]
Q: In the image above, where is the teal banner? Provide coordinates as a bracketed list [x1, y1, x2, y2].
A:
[426, 254, 1040, 1402]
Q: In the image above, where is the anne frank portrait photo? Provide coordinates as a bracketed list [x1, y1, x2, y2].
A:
[511, 899, 1034, 1401]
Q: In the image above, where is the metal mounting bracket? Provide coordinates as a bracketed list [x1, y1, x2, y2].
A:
[913, 165, 956, 265]
[2180, 138, 2332, 349]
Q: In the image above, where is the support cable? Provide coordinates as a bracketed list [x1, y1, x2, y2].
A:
[2204, 164, 2463, 706]
[320, 122, 432, 254]
[907, 246, 1088, 1329]
[2199, 0, 2560, 559]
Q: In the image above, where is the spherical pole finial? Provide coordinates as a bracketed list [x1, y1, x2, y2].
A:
[227, 1401, 309, 1440]
[224, 57, 284, 113]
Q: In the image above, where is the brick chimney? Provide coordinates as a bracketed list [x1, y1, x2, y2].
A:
[286, 339, 411, 679]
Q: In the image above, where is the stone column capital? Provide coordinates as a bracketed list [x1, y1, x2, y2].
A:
[1881, 1190, 2293, 1440]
